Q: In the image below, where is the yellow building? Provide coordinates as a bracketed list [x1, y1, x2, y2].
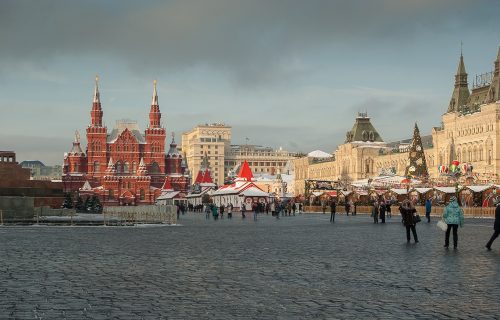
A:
[182, 123, 231, 186]
[182, 124, 297, 186]
[293, 46, 500, 195]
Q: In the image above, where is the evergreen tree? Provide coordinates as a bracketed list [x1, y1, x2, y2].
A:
[91, 195, 102, 213]
[84, 197, 93, 212]
[405, 123, 429, 178]
[62, 193, 74, 209]
[75, 195, 85, 213]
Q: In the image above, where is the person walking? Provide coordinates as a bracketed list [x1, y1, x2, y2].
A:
[443, 196, 464, 249]
[486, 197, 500, 250]
[212, 204, 219, 221]
[205, 204, 210, 220]
[322, 201, 327, 215]
[345, 201, 350, 216]
[176, 204, 180, 220]
[400, 199, 419, 243]
[349, 200, 355, 216]
[299, 203, 303, 214]
[219, 204, 225, 219]
[425, 197, 432, 223]
[227, 203, 233, 219]
[379, 200, 386, 223]
[371, 201, 379, 224]
[330, 199, 336, 223]
[292, 202, 297, 215]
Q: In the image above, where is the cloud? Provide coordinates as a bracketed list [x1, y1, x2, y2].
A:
[1, 0, 497, 84]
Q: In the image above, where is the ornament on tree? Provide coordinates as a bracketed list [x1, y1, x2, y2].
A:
[405, 123, 429, 178]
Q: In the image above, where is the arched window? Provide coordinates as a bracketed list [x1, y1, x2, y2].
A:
[362, 130, 368, 141]
[93, 161, 100, 174]
[479, 147, 483, 161]
[462, 149, 467, 162]
[150, 162, 160, 174]
[132, 161, 137, 174]
[124, 162, 130, 173]
[473, 147, 477, 162]
[74, 163, 79, 172]
[127, 182, 131, 189]
[115, 161, 123, 173]
[369, 131, 375, 142]
[140, 188, 145, 200]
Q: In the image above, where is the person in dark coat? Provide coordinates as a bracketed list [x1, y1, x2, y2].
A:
[330, 200, 336, 223]
[379, 200, 386, 223]
[385, 201, 391, 219]
[486, 197, 500, 250]
[400, 199, 418, 243]
[371, 201, 379, 224]
[219, 204, 224, 219]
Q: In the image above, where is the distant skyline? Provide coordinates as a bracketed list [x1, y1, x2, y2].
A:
[1, 0, 499, 165]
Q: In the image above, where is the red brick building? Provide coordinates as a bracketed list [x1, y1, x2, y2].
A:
[62, 77, 190, 205]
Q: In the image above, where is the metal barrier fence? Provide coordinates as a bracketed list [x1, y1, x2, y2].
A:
[304, 205, 495, 218]
[103, 205, 177, 225]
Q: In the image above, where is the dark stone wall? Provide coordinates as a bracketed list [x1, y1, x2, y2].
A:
[0, 196, 34, 220]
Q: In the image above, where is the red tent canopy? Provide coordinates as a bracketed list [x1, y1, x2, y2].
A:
[202, 170, 213, 183]
[194, 170, 204, 184]
[238, 160, 254, 181]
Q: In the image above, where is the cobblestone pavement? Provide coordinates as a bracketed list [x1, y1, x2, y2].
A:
[1, 212, 499, 319]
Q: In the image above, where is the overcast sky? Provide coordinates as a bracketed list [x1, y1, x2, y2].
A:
[1, 0, 499, 165]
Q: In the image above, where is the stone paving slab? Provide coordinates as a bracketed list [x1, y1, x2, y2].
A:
[0, 212, 499, 319]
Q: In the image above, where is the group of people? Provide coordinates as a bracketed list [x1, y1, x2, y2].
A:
[328, 200, 356, 223]
[400, 196, 468, 248]
[203, 203, 234, 220]
[371, 200, 392, 224]
[396, 195, 500, 250]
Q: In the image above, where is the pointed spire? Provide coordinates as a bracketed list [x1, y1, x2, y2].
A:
[90, 75, 103, 127]
[93, 75, 100, 103]
[487, 46, 500, 103]
[152, 79, 158, 106]
[237, 160, 254, 182]
[137, 157, 147, 176]
[74, 130, 80, 143]
[447, 51, 470, 113]
[106, 157, 116, 174]
[148, 80, 161, 128]
[457, 55, 465, 75]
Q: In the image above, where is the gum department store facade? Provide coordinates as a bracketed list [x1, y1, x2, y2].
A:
[294, 47, 500, 196]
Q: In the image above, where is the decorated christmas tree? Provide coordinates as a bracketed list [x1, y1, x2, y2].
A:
[405, 123, 429, 178]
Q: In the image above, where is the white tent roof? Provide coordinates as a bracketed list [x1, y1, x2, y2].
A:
[240, 187, 270, 197]
[389, 188, 408, 195]
[466, 185, 492, 193]
[156, 191, 181, 200]
[434, 186, 459, 194]
[413, 187, 432, 194]
[307, 150, 332, 158]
